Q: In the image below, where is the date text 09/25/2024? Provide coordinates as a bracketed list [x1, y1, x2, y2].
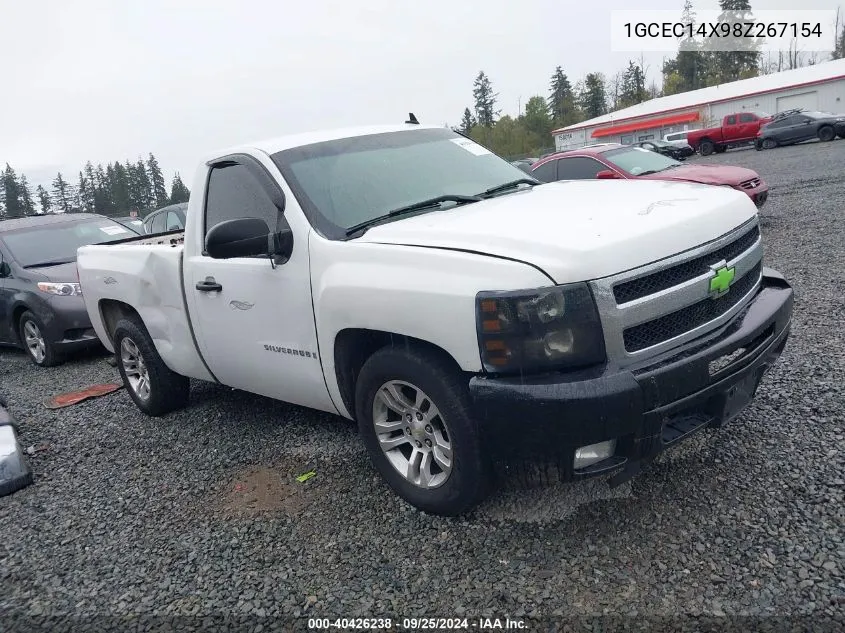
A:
[307, 617, 527, 630]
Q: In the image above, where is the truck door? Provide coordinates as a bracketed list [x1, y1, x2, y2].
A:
[737, 112, 758, 140]
[723, 114, 739, 140]
[183, 155, 338, 414]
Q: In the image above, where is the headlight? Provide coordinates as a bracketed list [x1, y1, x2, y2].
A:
[37, 282, 82, 296]
[476, 283, 606, 374]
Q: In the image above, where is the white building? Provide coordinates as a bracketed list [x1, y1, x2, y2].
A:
[552, 58, 845, 151]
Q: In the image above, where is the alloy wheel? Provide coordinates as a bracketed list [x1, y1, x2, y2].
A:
[372, 380, 453, 489]
[120, 337, 151, 400]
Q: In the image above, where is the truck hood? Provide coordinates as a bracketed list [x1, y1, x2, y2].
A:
[638, 164, 761, 187]
[356, 180, 758, 284]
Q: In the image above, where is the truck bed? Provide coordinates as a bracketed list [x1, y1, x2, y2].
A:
[76, 230, 214, 382]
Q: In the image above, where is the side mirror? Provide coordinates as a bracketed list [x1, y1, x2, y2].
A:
[205, 217, 294, 263]
[596, 170, 620, 179]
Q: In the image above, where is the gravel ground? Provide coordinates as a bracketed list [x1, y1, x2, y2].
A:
[1, 140, 844, 632]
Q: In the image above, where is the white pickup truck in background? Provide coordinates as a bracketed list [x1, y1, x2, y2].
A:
[76, 123, 793, 516]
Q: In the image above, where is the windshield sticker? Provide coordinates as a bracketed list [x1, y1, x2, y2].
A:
[450, 137, 492, 156]
[100, 226, 129, 235]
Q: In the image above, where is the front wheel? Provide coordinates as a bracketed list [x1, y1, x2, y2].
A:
[19, 311, 61, 367]
[699, 140, 714, 156]
[818, 125, 835, 142]
[113, 316, 190, 416]
[355, 345, 489, 516]
[762, 138, 777, 150]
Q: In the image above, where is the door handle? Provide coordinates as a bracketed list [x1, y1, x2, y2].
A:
[196, 277, 223, 292]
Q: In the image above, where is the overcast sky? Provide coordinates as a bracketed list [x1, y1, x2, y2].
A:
[2, 0, 841, 192]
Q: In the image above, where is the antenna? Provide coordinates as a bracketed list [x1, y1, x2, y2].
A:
[405, 112, 419, 125]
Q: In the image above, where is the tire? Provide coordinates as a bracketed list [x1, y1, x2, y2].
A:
[699, 140, 714, 156]
[112, 316, 189, 416]
[18, 311, 62, 367]
[355, 344, 489, 516]
[818, 125, 835, 142]
[762, 138, 777, 150]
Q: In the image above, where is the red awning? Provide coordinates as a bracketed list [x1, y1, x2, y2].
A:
[591, 111, 700, 138]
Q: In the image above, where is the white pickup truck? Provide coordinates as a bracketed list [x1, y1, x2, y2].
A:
[77, 122, 793, 516]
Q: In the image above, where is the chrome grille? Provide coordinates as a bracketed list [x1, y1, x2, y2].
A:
[590, 218, 764, 365]
[613, 224, 760, 304]
[739, 178, 761, 189]
[623, 262, 762, 352]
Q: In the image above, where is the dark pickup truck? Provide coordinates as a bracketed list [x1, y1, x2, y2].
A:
[688, 112, 773, 156]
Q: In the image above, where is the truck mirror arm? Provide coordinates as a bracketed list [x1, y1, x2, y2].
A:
[268, 228, 294, 268]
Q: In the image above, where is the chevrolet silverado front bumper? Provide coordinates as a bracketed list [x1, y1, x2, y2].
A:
[469, 268, 793, 483]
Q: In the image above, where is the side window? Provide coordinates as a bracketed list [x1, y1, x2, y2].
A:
[531, 159, 558, 183]
[166, 211, 185, 231]
[557, 157, 606, 179]
[739, 113, 755, 123]
[620, 134, 634, 145]
[151, 213, 166, 234]
[726, 115, 737, 125]
[204, 163, 280, 238]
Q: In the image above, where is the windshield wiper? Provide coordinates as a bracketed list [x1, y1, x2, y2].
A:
[479, 178, 539, 197]
[23, 259, 74, 269]
[345, 194, 482, 237]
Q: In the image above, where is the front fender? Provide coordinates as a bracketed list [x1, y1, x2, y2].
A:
[309, 238, 553, 417]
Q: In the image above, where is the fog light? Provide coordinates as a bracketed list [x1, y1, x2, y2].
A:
[573, 439, 616, 470]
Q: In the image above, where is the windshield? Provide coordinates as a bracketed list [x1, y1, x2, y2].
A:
[271, 128, 531, 239]
[603, 146, 682, 175]
[2, 217, 134, 267]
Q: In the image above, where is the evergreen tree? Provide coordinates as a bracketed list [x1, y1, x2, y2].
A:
[94, 163, 114, 215]
[548, 66, 579, 127]
[136, 158, 153, 210]
[472, 71, 499, 128]
[51, 172, 75, 213]
[705, 0, 759, 84]
[111, 161, 132, 213]
[147, 153, 168, 208]
[579, 73, 608, 119]
[169, 173, 191, 204]
[522, 96, 552, 141]
[662, 0, 708, 96]
[458, 107, 476, 134]
[78, 171, 96, 213]
[618, 61, 647, 108]
[2, 164, 23, 218]
[19, 174, 36, 216]
[36, 185, 52, 215]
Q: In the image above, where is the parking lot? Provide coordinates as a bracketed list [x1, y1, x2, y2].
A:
[1, 140, 844, 629]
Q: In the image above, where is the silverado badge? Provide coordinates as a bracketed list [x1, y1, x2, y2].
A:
[708, 261, 736, 298]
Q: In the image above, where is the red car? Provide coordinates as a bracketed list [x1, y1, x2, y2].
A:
[530, 143, 769, 208]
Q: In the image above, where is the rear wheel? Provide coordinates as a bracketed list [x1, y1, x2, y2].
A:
[113, 316, 190, 416]
[355, 345, 489, 516]
[818, 125, 835, 142]
[699, 140, 714, 156]
[19, 311, 61, 367]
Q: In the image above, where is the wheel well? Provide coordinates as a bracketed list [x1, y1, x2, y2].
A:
[11, 305, 29, 343]
[699, 137, 713, 144]
[99, 299, 142, 344]
[333, 329, 465, 419]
